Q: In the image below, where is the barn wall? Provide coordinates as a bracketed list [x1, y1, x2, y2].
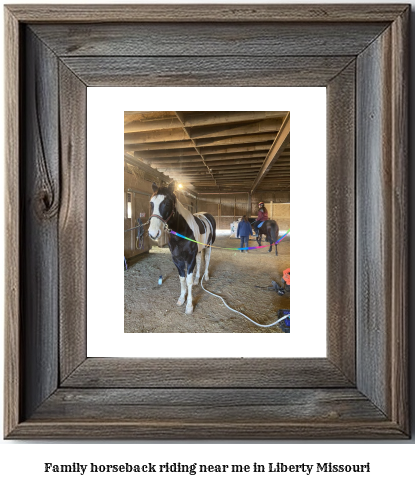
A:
[251, 191, 290, 215]
[197, 191, 290, 230]
[124, 163, 154, 258]
[176, 190, 196, 214]
[268, 203, 290, 231]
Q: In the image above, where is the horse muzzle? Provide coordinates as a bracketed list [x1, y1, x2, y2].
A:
[148, 229, 161, 240]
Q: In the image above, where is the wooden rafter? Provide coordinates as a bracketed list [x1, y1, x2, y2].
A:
[251, 112, 290, 192]
[174, 111, 218, 188]
[124, 110, 290, 192]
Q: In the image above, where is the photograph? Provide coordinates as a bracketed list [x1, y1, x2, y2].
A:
[2, 1, 410, 443]
[124, 111, 290, 333]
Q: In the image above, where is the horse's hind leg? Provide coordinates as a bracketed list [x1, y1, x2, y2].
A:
[193, 252, 202, 285]
[268, 242, 273, 253]
[275, 244, 278, 256]
[203, 246, 212, 281]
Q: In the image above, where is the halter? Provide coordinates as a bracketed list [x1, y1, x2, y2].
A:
[149, 193, 176, 231]
[149, 210, 175, 230]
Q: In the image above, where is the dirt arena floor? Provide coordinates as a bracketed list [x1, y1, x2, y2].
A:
[124, 233, 290, 333]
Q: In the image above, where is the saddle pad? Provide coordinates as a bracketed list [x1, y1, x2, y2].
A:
[258, 221, 265, 229]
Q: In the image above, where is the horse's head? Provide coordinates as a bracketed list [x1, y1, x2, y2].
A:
[148, 182, 176, 240]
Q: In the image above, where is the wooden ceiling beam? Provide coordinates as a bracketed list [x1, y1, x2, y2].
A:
[261, 178, 290, 181]
[182, 111, 287, 128]
[151, 162, 262, 170]
[191, 181, 218, 184]
[125, 127, 189, 144]
[199, 143, 272, 155]
[149, 160, 206, 167]
[151, 166, 207, 173]
[251, 113, 290, 192]
[174, 111, 218, 187]
[200, 159, 265, 167]
[126, 140, 282, 154]
[207, 158, 287, 166]
[171, 176, 213, 180]
[180, 178, 218, 183]
[188, 119, 281, 140]
[212, 169, 259, 175]
[133, 149, 199, 159]
[215, 174, 290, 180]
[204, 152, 269, 162]
[204, 164, 263, 171]
[124, 117, 182, 133]
[125, 140, 195, 151]
[214, 177, 256, 181]
[195, 133, 276, 147]
[163, 171, 211, 176]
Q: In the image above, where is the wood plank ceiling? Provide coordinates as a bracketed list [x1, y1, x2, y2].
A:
[124, 111, 290, 193]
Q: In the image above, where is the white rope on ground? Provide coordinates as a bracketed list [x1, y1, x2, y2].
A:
[200, 272, 290, 329]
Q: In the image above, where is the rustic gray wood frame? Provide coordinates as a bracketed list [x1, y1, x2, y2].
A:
[4, 4, 409, 440]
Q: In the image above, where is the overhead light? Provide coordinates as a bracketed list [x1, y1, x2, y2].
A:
[178, 184, 183, 189]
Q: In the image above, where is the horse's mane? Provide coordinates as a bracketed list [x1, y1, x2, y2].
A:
[175, 198, 200, 242]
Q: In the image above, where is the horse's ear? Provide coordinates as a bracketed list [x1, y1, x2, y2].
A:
[152, 182, 158, 193]
[167, 181, 175, 192]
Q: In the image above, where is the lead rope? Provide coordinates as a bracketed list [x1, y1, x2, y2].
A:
[124, 220, 150, 233]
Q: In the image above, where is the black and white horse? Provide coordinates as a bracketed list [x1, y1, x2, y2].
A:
[148, 182, 216, 314]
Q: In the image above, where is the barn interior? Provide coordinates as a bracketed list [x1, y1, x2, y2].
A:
[124, 111, 290, 333]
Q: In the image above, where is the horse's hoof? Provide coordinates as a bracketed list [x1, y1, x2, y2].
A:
[177, 298, 185, 306]
[204, 275, 209, 281]
[193, 278, 199, 286]
[268, 249, 272, 253]
[185, 305, 194, 314]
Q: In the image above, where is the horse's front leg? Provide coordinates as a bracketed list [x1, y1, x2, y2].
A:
[173, 259, 187, 306]
[185, 257, 197, 314]
[185, 273, 194, 314]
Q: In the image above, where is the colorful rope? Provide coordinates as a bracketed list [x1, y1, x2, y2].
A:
[169, 228, 290, 251]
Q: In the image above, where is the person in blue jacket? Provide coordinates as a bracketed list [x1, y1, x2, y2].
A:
[237, 215, 253, 252]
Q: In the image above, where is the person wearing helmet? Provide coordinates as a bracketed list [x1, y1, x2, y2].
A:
[252, 202, 268, 236]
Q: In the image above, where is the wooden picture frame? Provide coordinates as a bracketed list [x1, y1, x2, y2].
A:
[4, 4, 409, 439]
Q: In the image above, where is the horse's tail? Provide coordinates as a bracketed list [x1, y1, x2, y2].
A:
[270, 220, 279, 243]
[204, 213, 216, 245]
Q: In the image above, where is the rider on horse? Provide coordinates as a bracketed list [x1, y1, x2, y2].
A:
[252, 202, 268, 236]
